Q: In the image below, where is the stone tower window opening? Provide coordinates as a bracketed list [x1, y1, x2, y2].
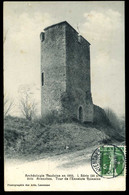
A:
[79, 106, 83, 122]
[42, 72, 44, 86]
[40, 32, 45, 42]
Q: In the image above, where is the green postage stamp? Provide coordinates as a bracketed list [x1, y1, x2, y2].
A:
[91, 145, 125, 178]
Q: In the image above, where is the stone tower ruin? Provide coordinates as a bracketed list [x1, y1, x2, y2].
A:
[40, 21, 93, 122]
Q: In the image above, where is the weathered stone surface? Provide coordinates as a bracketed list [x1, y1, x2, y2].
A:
[93, 105, 110, 125]
[40, 21, 93, 122]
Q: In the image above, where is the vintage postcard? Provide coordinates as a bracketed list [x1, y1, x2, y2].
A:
[4, 1, 125, 191]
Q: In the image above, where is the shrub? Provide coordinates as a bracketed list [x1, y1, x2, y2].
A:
[39, 110, 72, 125]
[104, 108, 125, 137]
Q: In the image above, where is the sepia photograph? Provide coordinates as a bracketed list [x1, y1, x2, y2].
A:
[4, 1, 125, 191]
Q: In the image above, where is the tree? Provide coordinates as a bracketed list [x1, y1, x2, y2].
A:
[19, 86, 37, 120]
[4, 93, 14, 117]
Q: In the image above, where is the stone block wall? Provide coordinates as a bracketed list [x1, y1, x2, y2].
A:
[65, 23, 93, 122]
[40, 21, 93, 122]
[41, 23, 66, 116]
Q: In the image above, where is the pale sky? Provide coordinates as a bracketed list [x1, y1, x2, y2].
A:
[4, 1, 125, 117]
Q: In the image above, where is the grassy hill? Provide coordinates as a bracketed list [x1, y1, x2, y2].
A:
[4, 111, 125, 160]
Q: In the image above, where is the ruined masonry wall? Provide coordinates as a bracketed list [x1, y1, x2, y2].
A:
[64, 24, 93, 121]
[41, 24, 66, 116]
[41, 22, 93, 122]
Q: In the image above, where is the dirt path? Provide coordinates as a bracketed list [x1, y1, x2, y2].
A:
[4, 144, 125, 191]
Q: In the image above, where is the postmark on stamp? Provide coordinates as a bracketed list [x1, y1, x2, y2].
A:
[91, 145, 125, 178]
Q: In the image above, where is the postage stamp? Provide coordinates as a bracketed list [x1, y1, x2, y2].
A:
[91, 145, 125, 178]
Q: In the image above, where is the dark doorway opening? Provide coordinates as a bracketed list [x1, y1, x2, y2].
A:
[42, 72, 44, 86]
[79, 106, 83, 122]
